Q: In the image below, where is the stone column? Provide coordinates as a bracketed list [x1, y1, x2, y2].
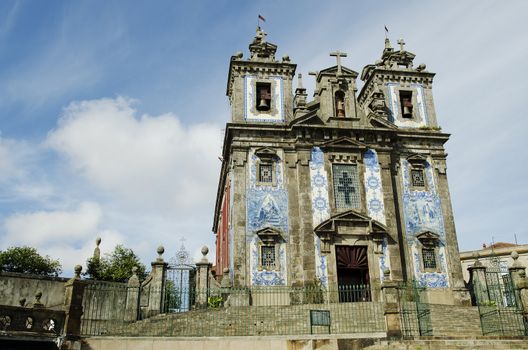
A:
[381, 280, 402, 338]
[467, 257, 488, 305]
[147, 246, 168, 316]
[195, 246, 212, 307]
[508, 251, 526, 308]
[124, 266, 140, 322]
[63, 265, 86, 340]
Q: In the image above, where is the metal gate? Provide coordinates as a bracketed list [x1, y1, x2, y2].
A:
[399, 281, 432, 336]
[164, 244, 196, 313]
[476, 259, 526, 336]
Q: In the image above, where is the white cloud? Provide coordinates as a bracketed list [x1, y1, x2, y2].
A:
[2, 202, 126, 274]
[46, 97, 222, 216]
[3, 201, 102, 246]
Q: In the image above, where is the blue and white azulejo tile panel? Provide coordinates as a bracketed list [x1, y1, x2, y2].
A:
[250, 237, 287, 286]
[379, 237, 391, 283]
[309, 147, 329, 287]
[363, 149, 386, 225]
[246, 149, 289, 286]
[246, 151, 288, 236]
[401, 157, 449, 288]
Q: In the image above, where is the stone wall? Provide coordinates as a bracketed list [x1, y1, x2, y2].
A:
[0, 272, 68, 310]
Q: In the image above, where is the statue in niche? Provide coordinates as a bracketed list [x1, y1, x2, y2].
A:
[335, 91, 346, 117]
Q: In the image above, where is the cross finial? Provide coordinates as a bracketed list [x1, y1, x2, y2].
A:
[397, 38, 405, 52]
[330, 50, 347, 76]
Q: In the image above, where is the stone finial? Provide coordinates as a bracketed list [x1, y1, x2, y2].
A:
[200, 246, 209, 263]
[397, 38, 406, 52]
[74, 264, 82, 278]
[132, 266, 138, 276]
[384, 37, 392, 50]
[233, 51, 243, 59]
[19, 298, 26, 307]
[416, 63, 426, 72]
[157, 245, 165, 261]
[33, 291, 44, 308]
[282, 55, 290, 63]
[93, 237, 101, 260]
[472, 251, 483, 267]
[297, 73, 304, 89]
[511, 251, 521, 267]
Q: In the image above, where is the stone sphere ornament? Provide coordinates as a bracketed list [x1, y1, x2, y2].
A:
[201, 246, 209, 257]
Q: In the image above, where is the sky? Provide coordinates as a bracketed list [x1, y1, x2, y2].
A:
[0, 0, 527, 276]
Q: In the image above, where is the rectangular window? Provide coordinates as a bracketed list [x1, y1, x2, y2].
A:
[333, 164, 361, 209]
[422, 249, 437, 269]
[399, 90, 413, 118]
[261, 245, 275, 269]
[411, 169, 425, 187]
[259, 163, 273, 183]
[256, 82, 272, 111]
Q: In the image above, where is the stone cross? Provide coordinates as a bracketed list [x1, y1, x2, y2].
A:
[330, 51, 347, 76]
[397, 38, 405, 52]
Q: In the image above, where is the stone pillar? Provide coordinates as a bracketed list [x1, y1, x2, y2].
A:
[147, 246, 168, 316]
[124, 266, 140, 321]
[381, 280, 402, 338]
[63, 265, 86, 340]
[508, 251, 526, 308]
[195, 246, 212, 307]
[467, 257, 488, 305]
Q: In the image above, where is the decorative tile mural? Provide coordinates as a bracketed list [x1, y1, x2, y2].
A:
[244, 75, 284, 122]
[379, 237, 391, 282]
[363, 149, 386, 225]
[246, 150, 288, 285]
[401, 157, 449, 288]
[386, 83, 427, 128]
[250, 237, 287, 286]
[309, 147, 330, 287]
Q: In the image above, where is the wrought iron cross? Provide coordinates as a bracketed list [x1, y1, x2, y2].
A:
[337, 172, 355, 205]
[397, 38, 405, 52]
[330, 50, 347, 76]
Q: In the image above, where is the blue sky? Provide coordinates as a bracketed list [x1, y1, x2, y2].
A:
[0, 0, 527, 275]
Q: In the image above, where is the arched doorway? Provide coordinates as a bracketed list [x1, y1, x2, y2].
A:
[336, 245, 370, 302]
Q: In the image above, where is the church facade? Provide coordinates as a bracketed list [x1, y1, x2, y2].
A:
[212, 28, 469, 305]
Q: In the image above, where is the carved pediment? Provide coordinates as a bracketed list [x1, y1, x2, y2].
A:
[319, 65, 359, 78]
[416, 231, 440, 247]
[314, 210, 388, 236]
[320, 137, 368, 152]
[255, 147, 277, 159]
[256, 226, 283, 244]
[406, 153, 428, 167]
[290, 112, 325, 126]
[368, 114, 398, 129]
[314, 210, 388, 254]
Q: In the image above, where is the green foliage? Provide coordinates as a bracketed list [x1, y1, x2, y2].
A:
[85, 244, 147, 282]
[208, 295, 223, 308]
[164, 280, 182, 312]
[0, 246, 62, 277]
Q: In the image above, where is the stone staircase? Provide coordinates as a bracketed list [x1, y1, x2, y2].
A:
[103, 302, 385, 337]
[428, 304, 482, 337]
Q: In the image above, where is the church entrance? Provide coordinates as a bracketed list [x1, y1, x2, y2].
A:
[335, 245, 371, 302]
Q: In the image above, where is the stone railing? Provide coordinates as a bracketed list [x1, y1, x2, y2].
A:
[0, 304, 65, 336]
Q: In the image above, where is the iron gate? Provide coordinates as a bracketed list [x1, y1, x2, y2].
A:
[399, 281, 432, 337]
[476, 260, 526, 336]
[164, 244, 196, 313]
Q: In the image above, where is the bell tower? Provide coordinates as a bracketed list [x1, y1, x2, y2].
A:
[358, 38, 439, 129]
[226, 27, 296, 123]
